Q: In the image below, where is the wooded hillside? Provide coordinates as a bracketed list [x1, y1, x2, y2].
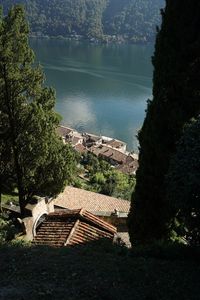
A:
[1, 0, 165, 42]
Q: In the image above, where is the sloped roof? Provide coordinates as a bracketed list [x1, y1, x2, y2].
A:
[74, 143, 87, 153]
[105, 139, 125, 148]
[89, 145, 127, 164]
[116, 159, 139, 175]
[71, 136, 83, 146]
[85, 133, 101, 142]
[54, 186, 130, 214]
[56, 125, 73, 137]
[33, 209, 116, 247]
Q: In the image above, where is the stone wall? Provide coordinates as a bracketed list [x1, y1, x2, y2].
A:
[23, 197, 54, 241]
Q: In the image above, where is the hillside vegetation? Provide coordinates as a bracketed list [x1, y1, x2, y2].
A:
[1, 0, 165, 42]
[103, 0, 164, 42]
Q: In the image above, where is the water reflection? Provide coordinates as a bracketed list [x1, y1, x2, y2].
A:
[31, 39, 154, 151]
[58, 95, 96, 132]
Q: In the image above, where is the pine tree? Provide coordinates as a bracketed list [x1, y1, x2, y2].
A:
[0, 6, 76, 215]
[128, 0, 200, 244]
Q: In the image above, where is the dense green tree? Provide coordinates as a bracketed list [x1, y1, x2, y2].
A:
[128, 0, 200, 245]
[166, 117, 200, 246]
[0, 6, 76, 214]
[0, 214, 16, 243]
[0, 140, 13, 210]
[100, 170, 135, 200]
[81, 152, 135, 200]
[0, 6, 13, 210]
[103, 0, 164, 42]
[1, 0, 164, 42]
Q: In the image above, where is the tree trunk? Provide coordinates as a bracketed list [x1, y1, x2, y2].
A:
[18, 192, 26, 216]
[3, 64, 26, 217]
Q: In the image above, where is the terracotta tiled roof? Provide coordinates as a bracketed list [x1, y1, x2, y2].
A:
[89, 145, 127, 164]
[33, 209, 116, 247]
[89, 145, 105, 156]
[104, 139, 125, 149]
[74, 143, 87, 153]
[54, 186, 130, 214]
[71, 136, 82, 146]
[56, 125, 73, 137]
[116, 159, 139, 175]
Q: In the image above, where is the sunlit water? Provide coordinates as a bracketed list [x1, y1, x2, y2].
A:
[31, 39, 154, 151]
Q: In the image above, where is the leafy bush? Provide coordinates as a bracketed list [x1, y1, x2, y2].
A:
[0, 214, 16, 244]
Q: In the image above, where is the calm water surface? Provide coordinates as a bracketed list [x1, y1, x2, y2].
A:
[31, 39, 154, 151]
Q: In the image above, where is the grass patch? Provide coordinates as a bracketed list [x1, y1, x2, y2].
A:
[1, 192, 18, 205]
[0, 241, 199, 300]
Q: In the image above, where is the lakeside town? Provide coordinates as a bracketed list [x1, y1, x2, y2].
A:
[57, 125, 139, 176]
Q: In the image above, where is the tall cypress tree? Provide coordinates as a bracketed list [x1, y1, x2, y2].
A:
[166, 117, 200, 246]
[0, 6, 76, 215]
[128, 0, 200, 244]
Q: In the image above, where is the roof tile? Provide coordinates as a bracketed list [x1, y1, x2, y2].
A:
[54, 186, 130, 214]
[33, 209, 116, 247]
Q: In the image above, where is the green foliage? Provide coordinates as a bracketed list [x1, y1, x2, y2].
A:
[1, 0, 107, 39]
[91, 172, 106, 185]
[128, 0, 200, 245]
[166, 117, 200, 246]
[100, 170, 136, 200]
[0, 214, 16, 244]
[82, 152, 105, 175]
[1, 0, 164, 42]
[81, 152, 136, 200]
[0, 6, 76, 214]
[1, 192, 18, 205]
[103, 0, 164, 42]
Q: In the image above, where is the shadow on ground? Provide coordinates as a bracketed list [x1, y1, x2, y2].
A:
[0, 240, 200, 300]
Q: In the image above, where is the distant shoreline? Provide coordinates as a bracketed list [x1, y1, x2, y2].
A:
[30, 34, 155, 46]
[57, 125, 139, 175]
[60, 124, 139, 155]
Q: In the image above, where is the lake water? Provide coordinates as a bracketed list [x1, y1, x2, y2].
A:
[31, 39, 154, 151]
